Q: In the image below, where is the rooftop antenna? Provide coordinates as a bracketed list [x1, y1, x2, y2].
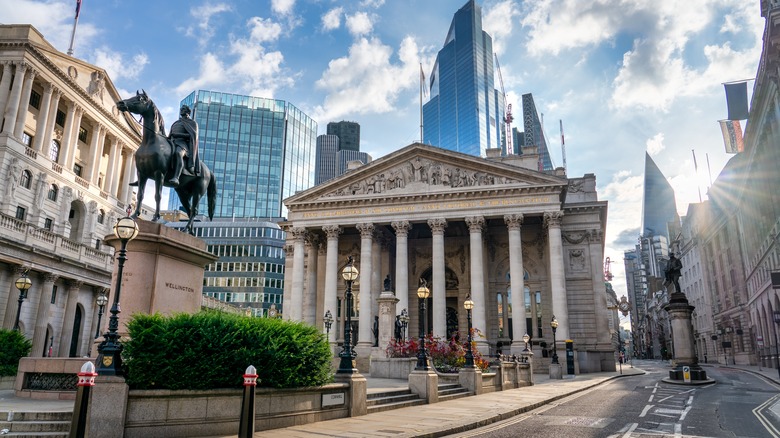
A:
[559, 120, 567, 173]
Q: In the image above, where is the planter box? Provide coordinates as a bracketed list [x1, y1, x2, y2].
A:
[369, 357, 417, 379]
[0, 376, 14, 390]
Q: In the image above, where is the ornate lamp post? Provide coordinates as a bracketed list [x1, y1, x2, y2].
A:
[415, 279, 431, 371]
[94, 292, 108, 339]
[96, 216, 139, 376]
[550, 316, 559, 365]
[13, 270, 32, 331]
[522, 333, 530, 352]
[399, 308, 409, 342]
[324, 310, 333, 338]
[463, 294, 475, 368]
[337, 256, 359, 374]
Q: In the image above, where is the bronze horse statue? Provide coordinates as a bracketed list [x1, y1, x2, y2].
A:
[116, 91, 217, 234]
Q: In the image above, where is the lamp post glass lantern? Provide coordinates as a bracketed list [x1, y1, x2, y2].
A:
[324, 310, 333, 337]
[416, 279, 431, 371]
[522, 333, 530, 352]
[13, 270, 32, 331]
[96, 216, 138, 376]
[550, 316, 559, 364]
[94, 292, 108, 339]
[463, 294, 475, 368]
[399, 308, 409, 342]
[337, 257, 359, 374]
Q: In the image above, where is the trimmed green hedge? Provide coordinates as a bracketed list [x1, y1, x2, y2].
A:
[0, 329, 32, 377]
[123, 311, 333, 390]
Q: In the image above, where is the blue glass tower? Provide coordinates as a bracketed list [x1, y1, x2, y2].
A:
[423, 0, 504, 157]
[642, 153, 679, 241]
[168, 90, 317, 219]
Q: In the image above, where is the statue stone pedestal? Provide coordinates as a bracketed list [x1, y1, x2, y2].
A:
[103, 221, 218, 337]
[663, 289, 714, 385]
[375, 290, 399, 353]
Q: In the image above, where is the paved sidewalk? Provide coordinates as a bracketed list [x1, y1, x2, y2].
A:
[238, 366, 646, 438]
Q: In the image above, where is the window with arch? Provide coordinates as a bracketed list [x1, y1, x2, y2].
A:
[49, 140, 60, 163]
[47, 184, 58, 201]
[20, 170, 32, 189]
[97, 209, 105, 224]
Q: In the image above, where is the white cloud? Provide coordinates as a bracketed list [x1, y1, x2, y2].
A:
[359, 0, 385, 7]
[346, 12, 373, 37]
[646, 133, 665, 156]
[0, 0, 99, 54]
[313, 36, 420, 121]
[247, 17, 282, 43]
[322, 7, 343, 31]
[271, 0, 295, 15]
[186, 3, 233, 47]
[175, 53, 227, 96]
[92, 48, 148, 81]
[482, 0, 519, 56]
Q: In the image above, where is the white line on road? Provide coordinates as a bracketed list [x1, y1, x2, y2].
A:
[640, 405, 654, 417]
[622, 422, 638, 438]
[675, 423, 682, 438]
[648, 394, 654, 402]
[679, 405, 692, 421]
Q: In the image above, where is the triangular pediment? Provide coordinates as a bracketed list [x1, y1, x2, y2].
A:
[286, 143, 566, 207]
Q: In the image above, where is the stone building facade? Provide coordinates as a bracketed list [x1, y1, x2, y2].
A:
[0, 25, 142, 357]
[282, 143, 614, 374]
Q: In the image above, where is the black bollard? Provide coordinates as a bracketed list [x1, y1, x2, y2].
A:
[238, 365, 258, 438]
[69, 361, 97, 438]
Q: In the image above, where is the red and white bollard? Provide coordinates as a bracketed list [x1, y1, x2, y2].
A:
[238, 365, 258, 438]
[69, 361, 97, 438]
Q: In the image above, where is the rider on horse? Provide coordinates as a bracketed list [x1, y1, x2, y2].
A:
[168, 104, 200, 187]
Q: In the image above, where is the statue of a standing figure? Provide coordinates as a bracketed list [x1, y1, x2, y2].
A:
[168, 104, 200, 187]
[664, 253, 683, 293]
[384, 275, 392, 292]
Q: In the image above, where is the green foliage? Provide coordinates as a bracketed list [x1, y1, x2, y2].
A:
[123, 311, 333, 390]
[0, 329, 32, 377]
[385, 332, 489, 372]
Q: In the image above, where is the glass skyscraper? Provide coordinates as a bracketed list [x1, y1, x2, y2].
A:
[168, 90, 317, 219]
[326, 121, 360, 152]
[520, 93, 554, 171]
[423, 0, 504, 157]
[642, 152, 679, 240]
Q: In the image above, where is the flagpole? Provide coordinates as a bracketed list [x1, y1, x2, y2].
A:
[419, 63, 423, 144]
[67, 0, 81, 56]
[692, 149, 701, 202]
[721, 78, 755, 85]
[706, 153, 713, 187]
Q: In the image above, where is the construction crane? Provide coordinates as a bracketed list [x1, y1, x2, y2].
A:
[495, 54, 513, 154]
[604, 257, 614, 282]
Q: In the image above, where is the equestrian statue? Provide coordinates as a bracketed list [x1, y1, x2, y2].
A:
[116, 90, 217, 234]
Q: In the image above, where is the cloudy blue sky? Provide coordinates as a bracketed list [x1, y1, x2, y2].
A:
[2, 0, 764, 308]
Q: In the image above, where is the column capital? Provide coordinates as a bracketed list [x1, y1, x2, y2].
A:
[305, 233, 321, 248]
[7, 264, 29, 276]
[13, 61, 29, 74]
[504, 214, 524, 230]
[427, 218, 447, 234]
[356, 222, 375, 238]
[465, 216, 484, 233]
[290, 227, 308, 241]
[391, 220, 411, 237]
[544, 211, 564, 228]
[323, 225, 342, 239]
[285, 243, 294, 254]
[41, 272, 59, 283]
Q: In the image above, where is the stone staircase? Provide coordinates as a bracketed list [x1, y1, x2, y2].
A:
[366, 388, 426, 413]
[437, 383, 471, 402]
[0, 411, 71, 437]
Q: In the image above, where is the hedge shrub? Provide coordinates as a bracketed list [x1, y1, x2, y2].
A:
[0, 329, 32, 377]
[123, 311, 332, 390]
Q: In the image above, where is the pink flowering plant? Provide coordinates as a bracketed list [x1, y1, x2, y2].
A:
[385, 330, 489, 372]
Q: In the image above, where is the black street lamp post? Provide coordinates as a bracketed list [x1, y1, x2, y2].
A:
[773, 311, 780, 379]
[337, 257, 359, 374]
[96, 216, 139, 376]
[415, 279, 431, 371]
[324, 310, 333, 338]
[94, 292, 108, 339]
[463, 294, 475, 368]
[399, 308, 409, 342]
[522, 333, 530, 352]
[550, 316, 559, 364]
[13, 270, 32, 331]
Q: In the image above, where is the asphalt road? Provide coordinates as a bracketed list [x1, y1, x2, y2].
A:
[451, 360, 780, 438]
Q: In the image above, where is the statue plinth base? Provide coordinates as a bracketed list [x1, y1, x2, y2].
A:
[104, 221, 218, 337]
[662, 287, 715, 386]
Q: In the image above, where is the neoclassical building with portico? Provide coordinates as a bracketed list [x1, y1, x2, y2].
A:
[283, 143, 614, 373]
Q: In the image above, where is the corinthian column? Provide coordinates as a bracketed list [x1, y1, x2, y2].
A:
[0, 62, 13, 117]
[303, 235, 319, 325]
[14, 67, 36, 141]
[545, 211, 568, 340]
[58, 280, 83, 357]
[428, 218, 447, 337]
[40, 88, 62, 154]
[2, 62, 29, 135]
[32, 273, 58, 357]
[391, 221, 411, 316]
[322, 225, 342, 344]
[505, 214, 527, 354]
[466, 216, 487, 351]
[289, 227, 307, 321]
[356, 222, 374, 349]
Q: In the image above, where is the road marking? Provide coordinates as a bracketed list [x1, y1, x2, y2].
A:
[648, 394, 654, 402]
[679, 405, 692, 421]
[621, 422, 638, 438]
[640, 405, 653, 417]
[675, 423, 682, 437]
[753, 393, 780, 438]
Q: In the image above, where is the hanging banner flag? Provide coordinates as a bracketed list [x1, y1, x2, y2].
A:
[719, 119, 744, 154]
[75, 0, 82, 19]
[724, 82, 749, 120]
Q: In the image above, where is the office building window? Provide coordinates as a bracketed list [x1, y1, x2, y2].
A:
[78, 127, 88, 143]
[47, 184, 58, 201]
[49, 140, 60, 163]
[97, 209, 105, 224]
[51, 285, 57, 304]
[44, 218, 53, 230]
[55, 110, 65, 127]
[29, 90, 41, 109]
[20, 170, 32, 189]
[15, 206, 26, 220]
[22, 132, 33, 147]
[73, 163, 83, 177]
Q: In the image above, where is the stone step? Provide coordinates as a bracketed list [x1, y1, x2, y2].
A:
[367, 398, 426, 414]
[0, 412, 71, 422]
[438, 391, 471, 402]
[437, 383, 461, 390]
[0, 432, 68, 437]
[366, 392, 421, 407]
[438, 386, 469, 396]
[366, 388, 412, 400]
[0, 420, 70, 432]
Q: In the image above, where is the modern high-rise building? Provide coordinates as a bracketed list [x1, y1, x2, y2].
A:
[520, 93, 554, 171]
[326, 121, 360, 151]
[641, 153, 679, 241]
[422, 0, 504, 157]
[168, 90, 317, 219]
[314, 129, 371, 186]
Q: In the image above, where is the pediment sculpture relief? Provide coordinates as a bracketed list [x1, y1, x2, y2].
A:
[323, 157, 520, 197]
